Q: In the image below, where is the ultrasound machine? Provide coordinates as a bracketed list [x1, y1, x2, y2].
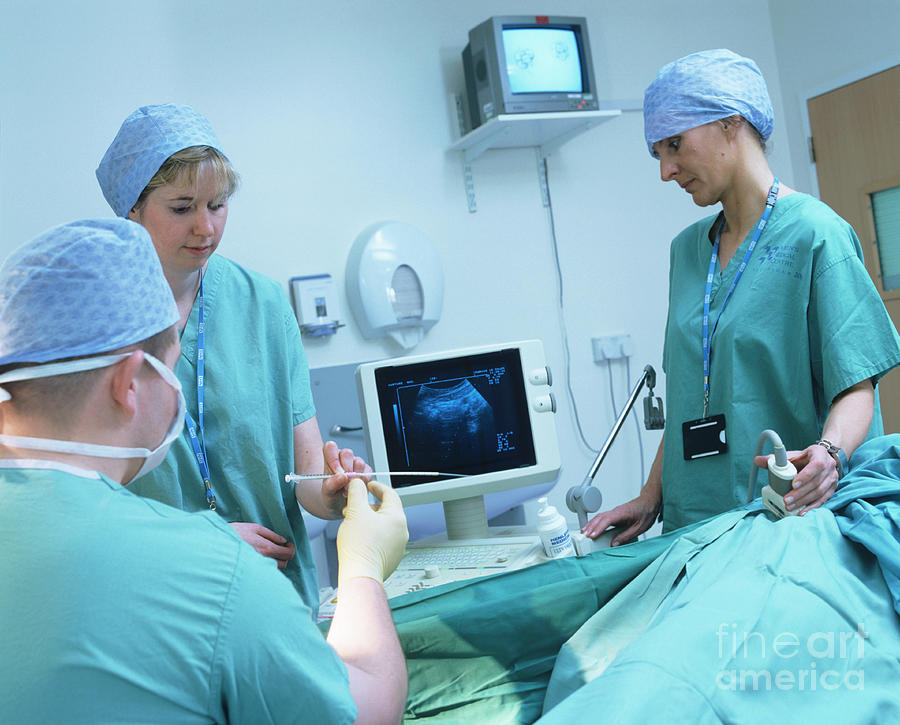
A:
[316, 340, 563, 610]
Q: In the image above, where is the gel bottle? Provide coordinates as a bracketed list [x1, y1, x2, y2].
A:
[537, 497, 576, 558]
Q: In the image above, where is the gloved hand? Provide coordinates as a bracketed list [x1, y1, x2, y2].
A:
[336, 478, 409, 589]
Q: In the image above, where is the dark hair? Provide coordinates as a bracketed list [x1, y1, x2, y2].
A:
[747, 121, 767, 152]
[0, 325, 178, 418]
[722, 114, 767, 152]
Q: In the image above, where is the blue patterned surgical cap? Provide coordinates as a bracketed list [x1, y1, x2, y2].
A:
[0, 218, 178, 365]
[643, 49, 774, 156]
[96, 103, 223, 217]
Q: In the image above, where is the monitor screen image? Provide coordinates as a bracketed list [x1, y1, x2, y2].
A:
[502, 27, 583, 94]
[356, 340, 560, 539]
[373, 346, 537, 487]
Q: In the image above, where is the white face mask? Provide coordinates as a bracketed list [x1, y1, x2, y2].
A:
[0, 352, 185, 483]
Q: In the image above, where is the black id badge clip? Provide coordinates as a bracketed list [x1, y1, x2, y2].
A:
[682, 414, 728, 460]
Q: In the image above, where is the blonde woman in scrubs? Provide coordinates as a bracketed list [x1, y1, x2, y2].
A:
[584, 50, 900, 545]
[97, 104, 368, 613]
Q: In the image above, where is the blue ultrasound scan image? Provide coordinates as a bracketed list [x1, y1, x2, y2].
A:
[375, 349, 536, 485]
[405, 379, 498, 468]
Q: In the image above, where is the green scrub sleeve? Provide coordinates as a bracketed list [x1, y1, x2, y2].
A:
[215, 544, 356, 725]
[282, 294, 316, 425]
[809, 252, 900, 404]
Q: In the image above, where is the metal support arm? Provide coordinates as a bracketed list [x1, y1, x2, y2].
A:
[566, 364, 664, 528]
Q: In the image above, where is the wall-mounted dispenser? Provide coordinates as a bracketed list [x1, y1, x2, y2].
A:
[345, 221, 443, 349]
[289, 273, 344, 337]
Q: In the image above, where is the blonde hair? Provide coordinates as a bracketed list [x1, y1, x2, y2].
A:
[133, 146, 240, 212]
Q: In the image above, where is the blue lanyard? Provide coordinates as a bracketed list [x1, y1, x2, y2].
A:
[702, 178, 779, 417]
[184, 272, 215, 509]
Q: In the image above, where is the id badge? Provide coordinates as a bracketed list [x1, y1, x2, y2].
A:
[682, 414, 728, 460]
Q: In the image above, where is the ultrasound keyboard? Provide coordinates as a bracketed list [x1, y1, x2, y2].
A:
[382, 535, 544, 598]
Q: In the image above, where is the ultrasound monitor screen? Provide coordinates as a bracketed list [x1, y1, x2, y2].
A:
[372, 347, 537, 488]
[502, 27, 583, 94]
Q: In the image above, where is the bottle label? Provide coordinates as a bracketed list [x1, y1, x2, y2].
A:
[542, 528, 574, 557]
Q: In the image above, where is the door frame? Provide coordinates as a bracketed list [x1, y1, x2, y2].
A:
[799, 53, 900, 196]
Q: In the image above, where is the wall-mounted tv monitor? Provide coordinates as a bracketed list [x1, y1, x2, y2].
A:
[356, 340, 560, 539]
[462, 15, 600, 131]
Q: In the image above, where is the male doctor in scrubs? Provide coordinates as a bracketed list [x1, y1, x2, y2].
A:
[0, 218, 409, 725]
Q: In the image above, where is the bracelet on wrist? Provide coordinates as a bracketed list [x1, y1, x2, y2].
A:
[816, 438, 846, 479]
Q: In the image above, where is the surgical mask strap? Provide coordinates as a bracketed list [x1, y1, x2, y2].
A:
[0, 353, 131, 403]
[0, 351, 185, 483]
[141, 351, 182, 393]
[0, 432, 156, 460]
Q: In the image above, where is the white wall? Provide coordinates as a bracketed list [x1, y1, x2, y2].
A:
[0, 0, 791, 530]
[767, 0, 900, 194]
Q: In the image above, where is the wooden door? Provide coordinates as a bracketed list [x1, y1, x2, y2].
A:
[807, 65, 900, 433]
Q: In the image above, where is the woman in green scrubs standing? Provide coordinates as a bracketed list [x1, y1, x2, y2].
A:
[584, 49, 900, 544]
[96, 104, 369, 614]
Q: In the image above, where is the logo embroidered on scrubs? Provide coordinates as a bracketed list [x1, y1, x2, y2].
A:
[758, 244, 801, 278]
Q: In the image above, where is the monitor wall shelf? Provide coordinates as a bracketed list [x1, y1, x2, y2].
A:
[449, 96, 621, 212]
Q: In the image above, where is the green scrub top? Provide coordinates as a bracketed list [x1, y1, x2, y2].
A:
[661, 193, 900, 531]
[129, 253, 320, 612]
[0, 462, 356, 725]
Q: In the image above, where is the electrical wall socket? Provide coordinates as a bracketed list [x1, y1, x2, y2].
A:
[592, 334, 633, 362]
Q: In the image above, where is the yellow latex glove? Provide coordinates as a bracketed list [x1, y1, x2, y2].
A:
[336, 478, 409, 589]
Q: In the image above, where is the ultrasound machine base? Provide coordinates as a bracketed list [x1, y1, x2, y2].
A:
[316, 525, 616, 621]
